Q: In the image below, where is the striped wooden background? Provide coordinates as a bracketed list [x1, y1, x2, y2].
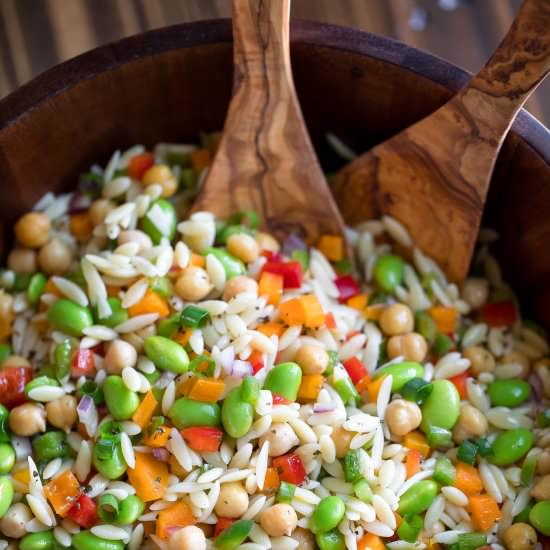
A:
[0, 0, 548, 125]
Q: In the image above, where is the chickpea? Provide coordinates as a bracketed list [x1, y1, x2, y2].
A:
[387, 332, 428, 362]
[104, 339, 138, 374]
[530, 474, 550, 501]
[331, 426, 355, 458]
[537, 449, 550, 475]
[379, 304, 414, 336]
[46, 395, 78, 431]
[89, 198, 116, 226]
[503, 523, 538, 550]
[295, 344, 328, 375]
[168, 525, 206, 550]
[256, 232, 280, 252]
[463, 346, 495, 376]
[259, 423, 300, 457]
[38, 238, 72, 275]
[142, 165, 178, 198]
[118, 230, 152, 252]
[533, 358, 550, 398]
[2, 355, 30, 368]
[462, 278, 489, 310]
[452, 404, 488, 443]
[7, 248, 36, 273]
[0, 291, 14, 328]
[0, 502, 32, 538]
[9, 403, 46, 436]
[500, 351, 530, 378]
[175, 267, 213, 302]
[385, 399, 422, 437]
[227, 233, 259, 264]
[14, 212, 51, 248]
[260, 503, 298, 537]
[291, 527, 315, 550]
[222, 276, 258, 301]
[214, 482, 249, 518]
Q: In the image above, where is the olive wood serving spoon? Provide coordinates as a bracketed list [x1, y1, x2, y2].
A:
[192, 0, 345, 244]
[331, 0, 550, 281]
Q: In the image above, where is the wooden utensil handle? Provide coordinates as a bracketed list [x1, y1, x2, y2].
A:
[460, 0, 550, 132]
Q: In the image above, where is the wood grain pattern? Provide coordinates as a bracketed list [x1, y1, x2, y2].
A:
[193, 0, 345, 244]
[332, 0, 550, 281]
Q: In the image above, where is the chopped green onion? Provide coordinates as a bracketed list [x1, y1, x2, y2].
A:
[401, 378, 433, 405]
[180, 168, 198, 189]
[95, 438, 118, 460]
[426, 425, 453, 449]
[415, 311, 436, 343]
[14, 272, 33, 291]
[334, 259, 352, 275]
[158, 315, 180, 338]
[180, 305, 210, 328]
[537, 409, 550, 427]
[325, 351, 339, 376]
[291, 250, 309, 272]
[396, 514, 423, 542]
[343, 450, 362, 483]
[54, 338, 76, 380]
[277, 482, 296, 504]
[473, 438, 493, 458]
[368, 291, 389, 305]
[80, 380, 104, 404]
[434, 333, 453, 356]
[0, 343, 11, 364]
[214, 519, 253, 549]
[433, 456, 456, 486]
[513, 501, 533, 524]
[330, 369, 359, 406]
[216, 224, 256, 245]
[149, 276, 172, 298]
[458, 440, 479, 465]
[521, 451, 538, 486]
[227, 210, 259, 229]
[98, 494, 119, 523]
[353, 479, 373, 503]
[189, 354, 216, 377]
[456, 532, 487, 550]
[165, 151, 191, 168]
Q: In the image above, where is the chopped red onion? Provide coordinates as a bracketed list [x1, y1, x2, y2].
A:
[529, 372, 544, 402]
[313, 403, 336, 413]
[282, 233, 307, 256]
[78, 395, 98, 437]
[231, 360, 252, 378]
[152, 448, 170, 462]
[219, 346, 235, 374]
[68, 192, 92, 214]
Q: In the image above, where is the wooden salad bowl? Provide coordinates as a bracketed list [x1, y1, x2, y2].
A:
[0, 20, 549, 328]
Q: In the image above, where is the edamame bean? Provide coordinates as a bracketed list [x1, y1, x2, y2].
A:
[116, 494, 145, 525]
[529, 501, 550, 535]
[169, 397, 221, 429]
[47, 298, 93, 337]
[397, 480, 439, 516]
[264, 362, 303, 401]
[0, 476, 13, 518]
[144, 336, 189, 374]
[27, 272, 47, 305]
[420, 379, 460, 432]
[488, 379, 531, 407]
[373, 254, 405, 293]
[203, 247, 245, 279]
[373, 361, 424, 392]
[309, 496, 346, 534]
[32, 431, 69, 462]
[93, 297, 128, 328]
[222, 386, 254, 438]
[103, 376, 140, 420]
[0, 443, 14, 474]
[72, 530, 125, 550]
[19, 531, 56, 550]
[316, 530, 346, 550]
[140, 198, 177, 244]
[490, 428, 533, 466]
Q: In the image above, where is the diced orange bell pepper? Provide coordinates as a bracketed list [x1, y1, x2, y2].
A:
[256, 322, 285, 338]
[325, 312, 337, 329]
[428, 306, 458, 334]
[364, 305, 384, 321]
[12, 467, 30, 491]
[426, 539, 442, 550]
[279, 298, 305, 326]
[172, 329, 193, 347]
[263, 467, 281, 493]
[44, 278, 63, 297]
[356, 375, 371, 394]
[403, 431, 431, 458]
[70, 212, 93, 241]
[318, 235, 344, 262]
[469, 494, 501, 531]
[358, 533, 385, 550]
[347, 293, 368, 311]
[142, 424, 171, 448]
[190, 148, 211, 171]
[128, 290, 170, 318]
[258, 272, 284, 305]
[300, 295, 325, 328]
[128, 452, 169, 502]
[132, 390, 158, 429]
[156, 501, 195, 539]
[189, 253, 205, 267]
[297, 374, 324, 402]
[188, 378, 225, 403]
[406, 448, 422, 479]
[454, 463, 483, 495]
[366, 376, 386, 403]
[44, 470, 81, 517]
[177, 376, 197, 397]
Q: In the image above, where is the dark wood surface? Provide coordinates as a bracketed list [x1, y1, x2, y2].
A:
[0, 0, 548, 126]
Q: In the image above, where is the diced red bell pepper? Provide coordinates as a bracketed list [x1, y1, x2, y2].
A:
[343, 357, 368, 385]
[273, 453, 306, 485]
[66, 494, 97, 528]
[261, 250, 283, 263]
[479, 300, 517, 327]
[128, 152, 155, 180]
[449, 370, 470, 400]
[272, 394, 292, 405]
[214, 517, 235, 537]
[249, 351, 264, 375]
[0, 366, 32, 408]
[325, 312, 337, 329]
[71, 349, 95, 377]
[181, 427, 224, 452]
[262, 261, 303, 289]
[334, 275, 361, 303]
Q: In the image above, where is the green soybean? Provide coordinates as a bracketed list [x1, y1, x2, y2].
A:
[421, 379, 460, 432]
[397, 480, 439, 516]
[0, 476, 13, 518]
[47, 298, 93, 336]
[222, 386, 254, 438]
[373, 254, 405, 293]
[19, 531, 56, 550]
[140, 198, 177, 244]
[310, 496, 346, 534]
[487, 379, 531, 407]
[203, 247, 245, 279]
[93, 440, 127, 480]
[490, 428, 533, 466]
[27, 272, 47, 305]
[0, 405, 9, 443]
[93, 297, 128, 328]
[0, 443, 15, 474]
[415, 311, 437, 343]
[72, 531, 125, 550]
[263, 362, 302, 401]
[241, 375, 260, 405]
[169, 397, 221, 429]
[316, 531, 346, 550]
[103, 376, 140, 420]
[144, 335, 189, 374]
[32, 431, 69, 462]
[529, 501, 550, 535]
[116, 494, 145, 525]
[373, 361, 424, 392]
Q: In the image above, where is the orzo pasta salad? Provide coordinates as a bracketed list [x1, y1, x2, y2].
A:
[0, 137, 549, 550]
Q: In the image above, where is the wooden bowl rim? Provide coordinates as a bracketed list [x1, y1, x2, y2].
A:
[0, 18, 549, 165]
